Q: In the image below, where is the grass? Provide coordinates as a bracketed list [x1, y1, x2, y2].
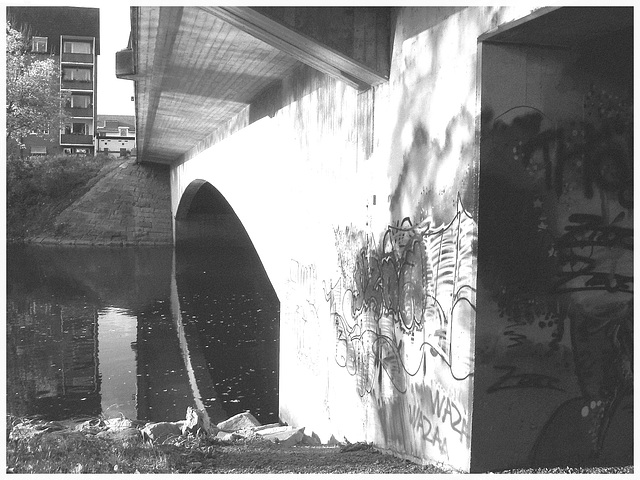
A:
[6, 153, 123, 242]
[5, 416, 634, 474]
[6, 416, 207, 474]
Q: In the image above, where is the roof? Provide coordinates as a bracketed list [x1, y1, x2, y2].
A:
[96, 115, 136, 133]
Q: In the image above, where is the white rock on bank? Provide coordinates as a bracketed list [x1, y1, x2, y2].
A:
[256, 425, 305, 447]
[182, 406, 217, 435]
[103, 417, 135, 432]
[217, 412, 260, 432]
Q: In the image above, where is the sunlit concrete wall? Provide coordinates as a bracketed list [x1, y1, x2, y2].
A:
[169, 6, 560, 472]
[473, 34, 633, 471]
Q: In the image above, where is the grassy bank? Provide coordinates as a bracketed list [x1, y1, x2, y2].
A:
[5, 416, 633, 474]
[6, 153, 122, 242]
[5, 415, 446, 474]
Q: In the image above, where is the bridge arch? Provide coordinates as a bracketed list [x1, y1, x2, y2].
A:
[174, 179, 253, 248]
[173, 178, 281, 424]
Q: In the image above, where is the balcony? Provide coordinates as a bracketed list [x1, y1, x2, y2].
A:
[61, 53, 93, 64]
[60, 134, 93, 145]
[61, 80, 93, 91]
[66, 107, 94, 118]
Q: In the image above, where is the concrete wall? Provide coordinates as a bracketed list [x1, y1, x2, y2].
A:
[473, 33, 633, 471]
[168, 6, 632, 472]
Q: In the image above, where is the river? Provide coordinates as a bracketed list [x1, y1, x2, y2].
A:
[6, 241, 280, 426]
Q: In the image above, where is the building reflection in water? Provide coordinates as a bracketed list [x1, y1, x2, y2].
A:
[98, 307, 137, 420]
[7, 299, 101, 419]
[6, 244, 279, 424]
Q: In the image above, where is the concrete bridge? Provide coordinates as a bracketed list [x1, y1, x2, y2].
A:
[117, 7, 633, 472]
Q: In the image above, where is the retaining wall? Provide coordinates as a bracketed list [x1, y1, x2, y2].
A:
[37, 158, 173, 246]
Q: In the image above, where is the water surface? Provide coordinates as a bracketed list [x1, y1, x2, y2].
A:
[6, 242, 279, 425]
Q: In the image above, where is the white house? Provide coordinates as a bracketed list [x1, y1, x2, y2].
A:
[96, 115, 136, 156]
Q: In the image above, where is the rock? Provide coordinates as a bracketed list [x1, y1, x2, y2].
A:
[182, 406, 212, 435]
[253, 423, 283, 432]
[215, 431, 243, 442]
[141, 421, 185, 443]
[301, 430, 322, 446]
[217, 412, 260, 432]
[74, 418, 102, 433]
[97, 427, 141, 444]
[104, 417, 134, 432]
[256, 425, 305, 447]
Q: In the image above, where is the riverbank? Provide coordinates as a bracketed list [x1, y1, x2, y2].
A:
[5, 414, 446, 474]
[6, 415, 633, 474]
[7, 154, 173, 247]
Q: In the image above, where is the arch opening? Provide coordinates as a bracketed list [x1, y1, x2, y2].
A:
[173, 180, 280, 424]
[175, 180, 252, 247]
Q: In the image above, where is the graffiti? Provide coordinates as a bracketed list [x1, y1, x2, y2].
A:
[487, 365, 563, 393]
[375, 380, 471, 462]
[287, 259, 319, 323]
[481, 79, 633, 464]
[411, 382, 470, 443]
[328, 194, 476, 397]
[286, 259, 320, 372]
[407, 404, 449, 457]
[553, 213, 633, 295]
[288, 259, 318, 299]
[498, 296, 566, 351]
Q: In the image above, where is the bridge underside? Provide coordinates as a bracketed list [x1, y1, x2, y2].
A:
[118, 6, 633, 473]
[117, 6, 390, 165]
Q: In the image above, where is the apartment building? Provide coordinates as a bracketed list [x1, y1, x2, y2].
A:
[7, 7, 100, 156]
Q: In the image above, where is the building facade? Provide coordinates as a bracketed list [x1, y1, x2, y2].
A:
[7, 7, 100, 156]
[96, 115, 136, 156]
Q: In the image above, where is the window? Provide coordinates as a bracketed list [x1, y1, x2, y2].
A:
[31, 36, 47, 53]
[119, 127, 129, 137]
[63, 148, 73, 154]
[65, 123, 88, 135]
[70, 95, 91, 109]
[30, 146, 47, 155]
[29, 127, 50, 136]
[63, 41, 91, 54]
[63, 67, 91, 82]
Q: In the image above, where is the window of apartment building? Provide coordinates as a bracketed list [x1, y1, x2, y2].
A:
[119, 127, 129, 136]
[63, 67, 92, 82]
[30, 146, 47, 155]
[65, 123, 88, 135]
[31, 36, 48, 53]
[70, 94, 92, 109]
[63, 41, 92, 54]
[29, 127, 50, 136]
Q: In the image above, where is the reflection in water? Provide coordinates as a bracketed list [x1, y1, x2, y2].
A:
[98, 308, 137, 420]
[6, 243, 279, 424]
[175, 242, 280, 424]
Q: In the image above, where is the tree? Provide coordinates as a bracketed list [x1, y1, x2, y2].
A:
[6, 21, 69, 151]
